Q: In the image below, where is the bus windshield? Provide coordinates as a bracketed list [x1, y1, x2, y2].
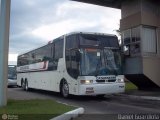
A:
[80, 48, 122, 76]
[65, 33, 122, 78]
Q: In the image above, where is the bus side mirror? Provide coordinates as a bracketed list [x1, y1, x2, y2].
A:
[76, 51, 81, 62]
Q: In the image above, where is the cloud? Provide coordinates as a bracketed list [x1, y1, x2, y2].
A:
[10, 0, 63, 54]
[9, 32, 45, 54]
[9, 0, 121, 56]
[32, 1, 121, 40]
[32, 19, 99, 40]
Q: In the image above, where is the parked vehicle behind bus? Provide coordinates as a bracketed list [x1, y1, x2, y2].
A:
[8, 65, 17, 87]
[17, 32, 125, 97]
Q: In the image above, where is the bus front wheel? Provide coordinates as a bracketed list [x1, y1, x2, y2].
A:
[61, 80, 69, 98]
[96, 94, 105, 98]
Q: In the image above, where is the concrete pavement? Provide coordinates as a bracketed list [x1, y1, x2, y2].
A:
[7, 88, 160, 120]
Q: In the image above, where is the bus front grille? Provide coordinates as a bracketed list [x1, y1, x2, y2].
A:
[107, 79, 116, 82]
[96, 80, 105, 83]
[96, 79, 116, 83]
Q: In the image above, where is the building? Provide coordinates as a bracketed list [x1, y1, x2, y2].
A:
[74, 0, 160, 90]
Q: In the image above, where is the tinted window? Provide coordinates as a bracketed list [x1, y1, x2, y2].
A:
[65, 50, 71, 75]
[55, 39, 64, 59]
[17, 38, 64, 71]
[17, 53, 29, 66]
[17, 44, 53, 67]
[80, 35, 99, 46]
[65, 49, 79, 79]
[100, 36, 119, 47]
[66, 35, 79, 50]
[79, 34, 119, 48]
[35, 44, 52, 63]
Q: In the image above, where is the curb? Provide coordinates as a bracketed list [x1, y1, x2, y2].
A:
[126, 94, 160, 101]
[51, 107, 84, 120]
[116, 94, 160, 101]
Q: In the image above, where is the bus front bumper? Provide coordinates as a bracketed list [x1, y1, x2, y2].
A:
[78, 83, 125, 95]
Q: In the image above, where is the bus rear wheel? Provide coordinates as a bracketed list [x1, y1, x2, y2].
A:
[24, 80, 29, 91]
[22, 80, 29, 91]
[22, 80, 25, 90]
[61, 80, 69, 98]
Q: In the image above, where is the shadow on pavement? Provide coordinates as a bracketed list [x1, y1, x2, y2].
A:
[21, 88, 112, 102]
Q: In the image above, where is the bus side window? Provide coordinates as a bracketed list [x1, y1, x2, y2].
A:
[71, 50, 80, 79]
[66, 50, 71, 73]
[53, 38, 64, 70]
[65, 49, 79, 79]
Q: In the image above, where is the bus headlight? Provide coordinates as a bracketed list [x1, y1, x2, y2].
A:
[117, 79, 124, 83]
[81, 80, 93, 84]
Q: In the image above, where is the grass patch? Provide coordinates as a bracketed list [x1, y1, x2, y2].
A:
[125, 82, 138, 91]
[0, 99, 76, 120]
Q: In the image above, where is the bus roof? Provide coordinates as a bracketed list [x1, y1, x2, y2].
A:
[65, 32, 117, 37]
[18, 32, 117, 56]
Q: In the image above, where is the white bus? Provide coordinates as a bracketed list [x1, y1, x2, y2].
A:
[17, 32, 125, 97]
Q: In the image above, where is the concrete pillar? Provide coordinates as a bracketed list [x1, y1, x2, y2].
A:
[0, 0, 11, 106]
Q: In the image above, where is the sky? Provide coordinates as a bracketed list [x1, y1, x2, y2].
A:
[9, 0, 121, 64]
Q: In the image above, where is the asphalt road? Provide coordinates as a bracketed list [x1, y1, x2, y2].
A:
[8, 87, 160, 120]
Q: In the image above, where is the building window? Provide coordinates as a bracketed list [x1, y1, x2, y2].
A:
[122, 26, 141, 56]
[131, 27, 140, 42]
[142, 27, 156, 54]
[130, 27, 141, 55]
[123, 29, 131, 45]
[122, 29, 131, 56]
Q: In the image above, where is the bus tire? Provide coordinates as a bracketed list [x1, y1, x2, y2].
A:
[97, 94, 105, 98]
[21, 79, 25, 90]
[61, 80, 69, 98]
[24, 80, 29, 91]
